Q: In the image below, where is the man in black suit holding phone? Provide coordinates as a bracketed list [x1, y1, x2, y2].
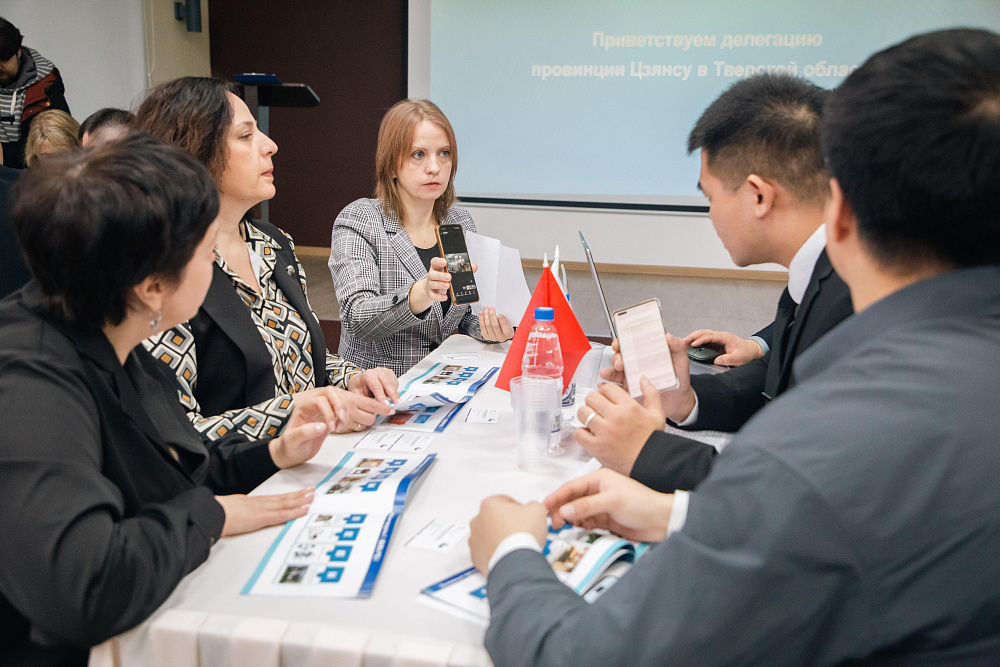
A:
[575, 74, 854, 494]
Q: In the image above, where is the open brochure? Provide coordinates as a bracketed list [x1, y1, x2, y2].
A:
[421, 525, 649, 622]
[243, 451, 435, 598]
[375, 363, 499, 433]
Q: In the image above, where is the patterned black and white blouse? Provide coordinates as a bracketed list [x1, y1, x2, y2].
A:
[145, 221, 360, 440]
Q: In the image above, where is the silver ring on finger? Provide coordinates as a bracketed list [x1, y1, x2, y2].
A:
[582, 410, 597, 431]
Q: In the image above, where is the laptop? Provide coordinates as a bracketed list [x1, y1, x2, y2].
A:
[578, 232, 617, 340]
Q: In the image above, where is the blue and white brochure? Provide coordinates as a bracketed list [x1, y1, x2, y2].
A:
[374, 363, 499, 433]
[243, 451, 435, 598]
[421, 524, 649, 621]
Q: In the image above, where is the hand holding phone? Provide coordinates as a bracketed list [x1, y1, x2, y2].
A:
[435, 224, 480, 305]
[612, 299, 679, 399]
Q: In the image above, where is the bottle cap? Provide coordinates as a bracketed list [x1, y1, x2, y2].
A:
[533, 307, 555, 321]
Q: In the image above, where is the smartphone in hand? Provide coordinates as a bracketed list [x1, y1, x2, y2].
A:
[612, 298, 679, 399]
[435, 223, 480, 305]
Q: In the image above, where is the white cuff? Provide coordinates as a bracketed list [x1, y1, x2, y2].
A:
[488, 532, 543, 573]
[666, 490, 690, 536]
[674, 393, 700, 427]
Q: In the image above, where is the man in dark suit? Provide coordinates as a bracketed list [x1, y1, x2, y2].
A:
[575, 74, 853, 494]
[471, 28, 1000, 666]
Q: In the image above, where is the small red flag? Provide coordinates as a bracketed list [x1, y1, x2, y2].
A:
[495, 267, 592, 392]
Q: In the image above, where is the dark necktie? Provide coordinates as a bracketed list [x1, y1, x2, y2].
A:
[763, 288, 797, 400]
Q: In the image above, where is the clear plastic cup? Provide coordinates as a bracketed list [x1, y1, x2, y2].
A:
[510, 376, 561, 470]
[573, 342, 607, 394]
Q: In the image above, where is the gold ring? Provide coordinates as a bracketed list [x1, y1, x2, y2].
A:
[582, 411, 597, 430]
[354, 423, 364, 431]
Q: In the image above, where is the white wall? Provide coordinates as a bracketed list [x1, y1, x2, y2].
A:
[465, 202, 787, 272]
[0, 0, 147, 122]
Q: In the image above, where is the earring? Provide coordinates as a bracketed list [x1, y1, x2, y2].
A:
[149, 309, 162, 332]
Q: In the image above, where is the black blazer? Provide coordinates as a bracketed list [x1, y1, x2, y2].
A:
[189, 220, 330, 417]
[631, 250, 853, 493]
[0, 165, 30, 300]
[0, 284, 278, 666]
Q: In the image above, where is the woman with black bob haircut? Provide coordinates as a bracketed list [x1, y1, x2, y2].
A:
[136, 77, 398, 441]
[0, 134, 336, 665]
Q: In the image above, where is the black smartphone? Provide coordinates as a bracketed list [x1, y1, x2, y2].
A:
[435, 223, 480, 305]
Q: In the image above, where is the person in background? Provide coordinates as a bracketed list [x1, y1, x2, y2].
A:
[0, 16, 69, 169]
[576, 74, 852, 495]
[330, 99, 514, 376]
[471, 28, 1000, 666]
[0, 134, 337, 666]
[24, 109, 79, 167]
[0, 163, 27, 298]
[136, 77, 398, 441]
[78, 107, 134, 149]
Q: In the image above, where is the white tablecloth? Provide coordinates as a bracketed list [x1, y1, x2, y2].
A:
[94, 335, 600, 667]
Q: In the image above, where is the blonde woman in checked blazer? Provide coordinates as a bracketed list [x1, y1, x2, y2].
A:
[330, 100, 514, 375]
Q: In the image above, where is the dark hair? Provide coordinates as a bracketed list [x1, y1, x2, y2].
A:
[135, 77, 238, 185]
[822, 29, 1000, 271]
[78, 107, 135, 141]
[688, 74, 830, 204]
[11, 133, 219, 331]
[0, 17, 22, 61]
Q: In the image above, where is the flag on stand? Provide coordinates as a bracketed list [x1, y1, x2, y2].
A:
[495, 267, 593, 392]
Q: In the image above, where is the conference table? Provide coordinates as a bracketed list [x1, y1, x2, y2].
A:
[96, 334, 727, 667]
[99, 335, 601, 667]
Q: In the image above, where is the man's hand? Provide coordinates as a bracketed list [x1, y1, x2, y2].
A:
[216, 487, 314, 537]
[478, 306, 515, 343]
[607, 335, 698, 424]
[685, 329, 764, 367]
[469, 496, 548, 575]
[347, 366, 400, 405]
[545, 468, 674, 543]
[575, 377, 665, 475]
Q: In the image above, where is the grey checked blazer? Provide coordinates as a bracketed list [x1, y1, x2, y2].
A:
[329, 198, 485, 375]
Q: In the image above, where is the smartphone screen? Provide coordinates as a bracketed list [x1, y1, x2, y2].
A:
[436, 224, 479, 305]
[612, 299, 679, 398]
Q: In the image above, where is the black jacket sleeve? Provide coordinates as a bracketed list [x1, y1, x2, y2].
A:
[207, 434, 280, 495]
[629, 430, 718, 493]
[0, 355, 224, 648]
[684, 357, 769, 432]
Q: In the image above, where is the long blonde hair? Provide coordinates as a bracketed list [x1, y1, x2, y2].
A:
[25, 109, 80, 167]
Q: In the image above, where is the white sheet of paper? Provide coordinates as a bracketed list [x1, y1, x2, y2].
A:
[465, 408, 500, 424]
[464, 231, 531, 324]
[496, 244, 532, 323]
[354, 431, 436, 453]
[405, 519, 470, 552]
[439, 352, 483, 361]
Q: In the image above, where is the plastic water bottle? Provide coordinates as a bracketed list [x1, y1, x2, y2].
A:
[522, 307, 565, 453]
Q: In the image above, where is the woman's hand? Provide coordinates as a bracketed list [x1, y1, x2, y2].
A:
[216, 487, 314, 537]
[409, 256, 452, 314]
[478, 306, 514, 343]
[347, 367, 400, 406]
